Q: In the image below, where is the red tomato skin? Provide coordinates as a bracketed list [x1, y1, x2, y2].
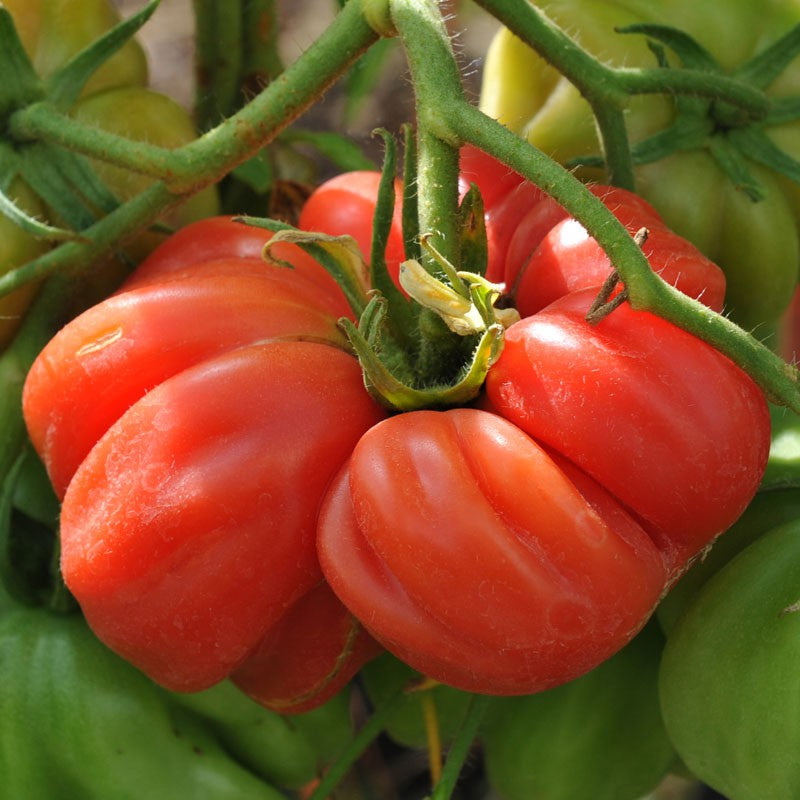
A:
[485, 290, 770, 573]
[123, 216, 353, 317]
[23, 268, 346, 499]
[232, 581, 383, 714]
[59, 341, 387, 692]
[484, 180, 550, 282]
[458, 144, 525, 210]
[514, 211, 726, 317]
[502, 195, 571, 287]
[298, 171, 406, 289]
[500, 184, 666, 291]
[318, 408, 667, 695]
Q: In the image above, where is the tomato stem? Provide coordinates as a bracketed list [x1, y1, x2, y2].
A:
[391, 0, 464, 273]
[429, 693, 491, 800]
[8, 0, 378, 196]
[192, 0, 245, 130]
[306, 685, 409, 800]
[473, 0, 772, 190]
[0, 0, 380, 300]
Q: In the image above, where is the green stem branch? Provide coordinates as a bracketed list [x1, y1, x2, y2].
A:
[391, 0, 463, 270]
[616, 66, 770, 113]
[242, 0, 284, 92]
[429, 694, 491, 800]
[10, 0, 379, 194]
[1, 0, 381, 299]
[193, 0, 245, 129]
[472, 0, 770, 189]
[445, 102, 800, 412]
[0, 183, 175, 298]
[307, 687, 408, 800]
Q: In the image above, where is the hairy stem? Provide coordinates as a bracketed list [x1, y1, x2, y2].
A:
[472, 0, 770, 189]
[193, 0, 245, 128]
[9, 0, 379, 194]
[392, 0, 464, 271]
[446, 102, 800, 412]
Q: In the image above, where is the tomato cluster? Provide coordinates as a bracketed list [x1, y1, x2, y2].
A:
[22, 151, 769, 710]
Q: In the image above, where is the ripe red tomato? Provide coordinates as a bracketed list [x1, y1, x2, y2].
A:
[459, 143, 526, 210]
[297, 171, 406, 289]
[231, 580, 382, 714]
[318, 408, 668, 694]
[22, 171, 768, 707]
[456, 150, 725, 318]
[121, 216, 353, 316]
[22, 219, 387, 708]
[318, 288, 769, 694]
[24, 250, 350, 500]
[59, 340, 385, 693]
[512, 195, 726, 317]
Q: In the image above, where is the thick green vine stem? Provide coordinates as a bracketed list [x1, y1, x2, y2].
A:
[391, 0, 463, 272]
[193, 0, 245, 129]
[8, 0, 379, 195]
[450, 103, 800, 413]
[384, 0, 800, 412]
[0, 0, 380, 300]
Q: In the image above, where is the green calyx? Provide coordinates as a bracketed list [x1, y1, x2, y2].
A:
[343, 137, 517, 412]
[242, 130, 514, 413]
[570, 22, 800, 203]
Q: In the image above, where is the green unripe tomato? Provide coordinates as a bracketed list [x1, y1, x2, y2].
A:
[69, 86, 219, 258]
[0, 179, 49, 348]
[481, 622, 675, 800]
[0, 605, 287, 799]
[169, 681, 353, 790]
[0, 0, 218, 346]
[2, 0, 148, 94]
[659, 521, 800, 800]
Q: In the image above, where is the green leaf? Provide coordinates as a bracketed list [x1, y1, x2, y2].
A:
[280, 129, 376, 172]
[231, 152, 274, 194]
[0, 146, 66, 239]
[46, 0, 161, 109]
[341, 312, 503, 411]
[0, 451, 60, 608]
[0, 9, 43, 115]
[708, 136, 766, 201]
[733, 23, 800, 90]
[457, 184, 488, 278]
[617, 23, 721, 71]
[369, 129, 418, 344]
[0, 185, 82, 243]
[765, 96, 800, 125]
[52, 150, 120, 215]
[237, 216, 371, 317]
[729, 127, 800, 186]
[631, 116, 712, 164]
[18, 143, 97, 229]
